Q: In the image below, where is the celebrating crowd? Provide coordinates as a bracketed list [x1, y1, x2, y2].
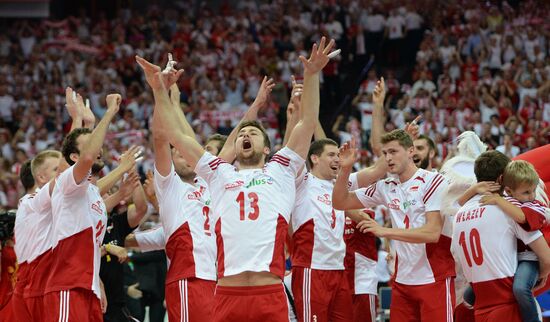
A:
[0, 1, 550, 322]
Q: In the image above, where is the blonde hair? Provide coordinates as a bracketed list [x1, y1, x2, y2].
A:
[31, 150, 61, 177]
[502, 160, 539, 190]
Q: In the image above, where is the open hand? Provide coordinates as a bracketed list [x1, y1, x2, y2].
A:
[339, 137, 358, 169]
[299, 37, 336, 76]
[252, 76, 275, 109]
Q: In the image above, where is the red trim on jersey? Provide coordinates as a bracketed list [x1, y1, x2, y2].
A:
[270, 155, 290, 167]
[471, 277, 515, 313]
[165, 222, 196, 284]
[423, 174, 444, 204]
[45, 228, 95, 294]
[426, 235, 455, 281]
[365, 184, 377, 197]
[215, 219, 225, 278]
[290, 219, 315, 268]
[25, 250, 53, 297]
[269, 214, 288, 278]
[208, 158, 226, 170]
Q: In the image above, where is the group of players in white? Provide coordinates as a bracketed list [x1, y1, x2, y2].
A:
[9, 36, 550, 322]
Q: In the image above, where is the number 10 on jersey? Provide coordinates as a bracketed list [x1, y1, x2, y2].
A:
[236, 191, 260, 221]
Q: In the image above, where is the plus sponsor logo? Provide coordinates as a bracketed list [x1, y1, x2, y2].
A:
[245, 176, 274, 188]
[403, 199, 417, 210]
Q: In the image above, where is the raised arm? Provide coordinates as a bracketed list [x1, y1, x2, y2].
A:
[169, 83, 194, 138]
[72, 94, 120, 184]
[126, 169, 149, 228]
[65, 87, 83, 132]
[283, 76, 303, 146]
[287, 37, 335, 159]
[136, 55, 205, 169]
[369, 78, 386, 157]
[333, 138, 365, 210]
[218, 76, 275, 162]
[97, 146, 139, 195]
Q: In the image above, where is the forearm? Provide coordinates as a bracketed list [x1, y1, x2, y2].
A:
[104, 191, 123, 212]
[380, 225, 441, 243]
[283, 110, 298, 146]
[128, 186, 148, 227]
[333, 166, 358, 210]
[370, 101, 385, 157]
[458, 186, 478, 206]
[70, 116, 83, 132]
[97, 165, 127, 195]
[314, 120, 326, 140]
[125, 234, 138, 248]
[357, 158, 387, 187]
[169, 85, 195, 138]
[300, 72, 320, 130]
[497, 198, 526, 224]
[81, 110, 116, 161]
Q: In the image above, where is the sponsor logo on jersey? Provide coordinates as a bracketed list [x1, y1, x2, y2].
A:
[91, 200, 104, 215]
[390, 189, 396, 193]
[245, 176, 274, 188]
[403, 199, 417, 210]
[187, 186, 206, 200]
[388, 198, 400, 210]
[409, 186, 419, 192]
[317, 193, 332, 205]
[224, 180, 245, 189]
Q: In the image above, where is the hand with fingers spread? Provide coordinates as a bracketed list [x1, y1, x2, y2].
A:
[136, 55, 184, 91]
[81, 96, 96, 127]
[339, 138, 358, 170]
[404, 115, 422, 140]
[372, 77, 386, 106]
[479, 193, 503, 206]
[472, 181, 501, 195]
[119, 146, 141, 173]
[357, 216, 387, 237]
[252, 76, 276, 109]
[119, 171, 140, 202]
[299, 37, 336, 76]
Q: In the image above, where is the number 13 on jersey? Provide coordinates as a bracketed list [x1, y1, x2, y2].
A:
[236, 191, 260, 221]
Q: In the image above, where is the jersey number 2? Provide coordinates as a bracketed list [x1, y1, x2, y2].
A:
[459, 229, 484, 267]
[236, 191, 260, 221]
[202, 206, 211, 236]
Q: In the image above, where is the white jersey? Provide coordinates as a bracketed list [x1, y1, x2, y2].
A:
[355, 169, 455, 285]
[291, 171, 345, 270]
[195, 147, 304, 278]
[154, 164, 216, 282]
[14, 183, 53, 263]
[135, 226, 165, 252]
[47, 165, 107, 299]
[451, 195, 541, 311]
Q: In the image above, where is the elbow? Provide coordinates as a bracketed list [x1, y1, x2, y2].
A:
[427, 231, 441, 243]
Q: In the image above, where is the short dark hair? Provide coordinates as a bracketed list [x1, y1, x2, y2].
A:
[307, 139, 338, 169]
[381, 129, 413, 149]
[20, 160, 35, 191]
[62, 128, 92, 165]
[206, 134, 227, 155]
[474, 150, 511, 182]
[236, 120, 271, 148]
[416, 135, 436, 152]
